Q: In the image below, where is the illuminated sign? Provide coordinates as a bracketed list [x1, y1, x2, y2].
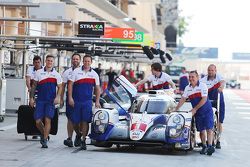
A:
[104, 27, 135, 39]
[78, 22, 105, 36]
[112, 32, 144, 43]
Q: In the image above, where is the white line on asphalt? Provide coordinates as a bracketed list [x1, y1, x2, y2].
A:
[235, 107, 250, 110]
[238, 112, 250, 115]
[0, 124, 17, 131]
[233, 102, 250, 106]
[228, 99, 245, 102]
[242, 117, 250, 120]
[229, 97, 244, 100]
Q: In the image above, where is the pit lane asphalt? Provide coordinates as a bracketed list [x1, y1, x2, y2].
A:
[0, 89, 250, 167]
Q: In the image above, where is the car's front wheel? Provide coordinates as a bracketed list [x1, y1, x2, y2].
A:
[188, 118, 196, 151]
[93, 140, 113, 148]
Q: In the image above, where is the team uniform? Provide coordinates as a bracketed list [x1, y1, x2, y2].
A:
[200, 74, 225, 123]
[62, 67, 75, 120]
[147, 72, 173, 90]
[93, 67, 102, 87]
[182, 82, 214, 131]
[26, 66, 43, 91]
[69, 66, 100, 124]
[33, 67, 62, 120]
[27, 66, 43, 81]
[179, 72, 189, 91]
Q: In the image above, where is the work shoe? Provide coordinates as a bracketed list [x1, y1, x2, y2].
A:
[197, 142, 203, 147]
[40, 135, 44, 145]
[74, 135, 82, 147]
[41, 139, 48, 148]
[80, 140, 87, 150]
[215, 141, 221, 149]
[200, 146, 207, 155]
[32, 136, 38, 139]
[207, 146, 215, 156]
[64, 137, 73, 147]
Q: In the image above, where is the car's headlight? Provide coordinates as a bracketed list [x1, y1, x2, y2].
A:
[93, 110, 109, 134]
[169, 128, 177, 136]
[167, 114, 185, 137]
[173, 115, 181, 124]
[168, 114, 185, 127]
[98, 112, 106, 120]
[98, 124, 105, 133]
[95, 120, 101, 125]
[94, 110, 109, 123]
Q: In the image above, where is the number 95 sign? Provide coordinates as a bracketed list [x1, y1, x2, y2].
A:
[104, 27, 135, 40]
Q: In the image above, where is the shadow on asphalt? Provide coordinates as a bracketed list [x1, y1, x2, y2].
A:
[89, 145, 202, 156]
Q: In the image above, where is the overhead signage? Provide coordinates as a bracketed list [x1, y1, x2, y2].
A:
[112, 33, 154, 47]
[112, 32, 144, 43]
[174, 47, 218, 59]
[104, 27, 135, 40]
[78, 21, 105, 36]
[233, 53, 250, 60]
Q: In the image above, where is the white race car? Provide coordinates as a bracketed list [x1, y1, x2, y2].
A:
[90, 76, 218, 151]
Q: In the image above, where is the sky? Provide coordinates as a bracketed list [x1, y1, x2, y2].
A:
[179, 0, 250, 61]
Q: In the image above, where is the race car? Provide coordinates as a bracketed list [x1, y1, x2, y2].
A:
[90, 75, 198, 151]
[226, 79, 241, 89]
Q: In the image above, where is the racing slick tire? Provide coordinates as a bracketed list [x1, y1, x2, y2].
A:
[93, 141, 113, 148]
[188, 118, 196, 151]
[212, 111, 219, 146]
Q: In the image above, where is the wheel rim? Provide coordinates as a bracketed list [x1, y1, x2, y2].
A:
[189, 119, 196, 150]
[213, 113, 219, 144]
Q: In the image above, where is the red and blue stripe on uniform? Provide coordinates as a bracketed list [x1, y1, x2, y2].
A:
[73, 78, 96, 102]
[188, 89, 212, 116]
[152, 81, 169, 90]
[37, 77, 57, 101]
[148, 72, 172, 90]
[207, 81, 225, 122]
[208, 82, 220, 100]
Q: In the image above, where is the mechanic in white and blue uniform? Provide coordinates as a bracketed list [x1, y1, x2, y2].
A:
[174, 70, 215, 156]
[26, 55, 43, 93]
[29, 55, 62, 148]
[25, 55, 43, 139]
[61, 53, 82, 148]
[135, 63, 176, 91]
[68, 55, 101, 150]
[178, 67, 189, 94]
[200, 64, 225, 149]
